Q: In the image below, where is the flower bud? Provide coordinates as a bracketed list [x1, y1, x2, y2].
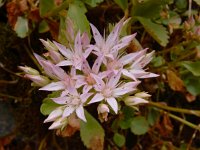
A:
[97, 104, 110, 122]
[44, 108, 63, 123]
[40, 39, 57, 52]
[134, 92, 151, 98]
[49, 117, 67, 130]
[24, 74, 50, 86]
[124, 96, 149, 106]
[19, 66, 39, 75]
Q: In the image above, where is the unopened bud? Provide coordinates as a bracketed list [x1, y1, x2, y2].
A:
[97, 104, 110, 122]
[124, 96, 149, 106]
[24, 74, 50, 86]
[40, 39, 57, 52]
[19, 66, 40, 75]
[135, 92, 151, 98]
[48, 117, 67, 130]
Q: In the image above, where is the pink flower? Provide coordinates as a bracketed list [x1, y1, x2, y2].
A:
[54, 32, 92, 70]
[51, 83, 93, 122]
[122, 51, 159, 80]
[88, 73, 140, 113]
[75, 56, 106, 93]
[40, 39, 64, 64]
[90, 17, 136, 63]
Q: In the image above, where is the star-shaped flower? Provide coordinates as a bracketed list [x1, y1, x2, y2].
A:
[88, 72, 140, 113]
[54, 31, 92, 70]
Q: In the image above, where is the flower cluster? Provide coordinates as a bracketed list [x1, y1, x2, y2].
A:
[20, 17, 158, 129]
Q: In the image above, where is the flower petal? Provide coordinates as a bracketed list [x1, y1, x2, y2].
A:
[80, 92, 93, 103]
[92, 56, 103, 74]
[52, 96, 71, 104]
[76, 106, 86, 122]
[44, 108, 63, 123]
[83, 85, 92, 93]
[48, 117, 66, 130]
[106, 97, 118, 114]
[53, 41, 73, 58]
[122, 69, 137, 81]
[107, 72, 121, 88]
[63, 106, 75, 117]
[56, 60, 73, 66]
[39, 81, 65, 91]
[90, 23, 104, 47]
[88, 93, 104, 104]
[91, 73, 105, 90]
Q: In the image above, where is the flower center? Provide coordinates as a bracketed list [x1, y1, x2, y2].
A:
[85, 74, 96, 85]
[70, 96, 81, 106]
[107, 60, 122, 71]
[102, 87, 113, 98]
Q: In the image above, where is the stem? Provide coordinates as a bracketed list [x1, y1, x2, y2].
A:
[0, 93, 22, 100]
[154, 109, 200, 131]
[23, 44, 42, 71]
[167, 112, 200, 131]
[148, 101, 200, 117]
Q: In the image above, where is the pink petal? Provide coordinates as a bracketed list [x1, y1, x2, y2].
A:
[122, 69, 137, 81]
[83, 85, 92, 93]
[107, 72, 121, 88]
[120, 33, 136, 43]
[52, 96, 71, 104]
[76, 106, 86, 122]
[49, 50, 63, 64]
[56, 60, 73, 66]
[138, 72, 159, 79]
[74, 31, 82, 55]
[106, 18, 124, 47]
[63, 106, 75, 117]
[39, 81, 65, 91]
[88, 93, 104, 104]
[33, 53, 46, 66]
[106, 97, 118, 114]
[90, 23, 104, 47]
[81, 32, 90, 48]
[91, 73, 105, 90]
[83, 46, 93, 58]
[53, 41, 73, 58]
[82, 59, 91, 74]
[80, 92, 93, 103]
[44, 108, 63, 123]
[48, 118, 65, 130]
[40, 39, 55, 51]
[92, 56, 103, 74]
[110, 42, 130, 54]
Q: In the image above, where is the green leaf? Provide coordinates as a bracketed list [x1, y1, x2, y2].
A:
[39, 0, 55, 17]
[119, 106, 135, 129]
[14, 17, 29, 38]
[68, 0, 90, 35]
[40, 92, 62, 115]
[131, 116, 149, 135]
[193, 0, 200, 6]
[151, 56, 165, 67]
[114, 0, 128, 10]
[80, 110, 105, 150]
[131, 0, 169, 18]
[183, 74, 200, 96]
[147, 107, 160, 126]
[182, 61, 200, 76]
[175, 0, 187, 10]
[83, 0, 104, 7]
[113, 133, 125, 147]
[137, 17, 169, 47]
[38, 20, 49, 33]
